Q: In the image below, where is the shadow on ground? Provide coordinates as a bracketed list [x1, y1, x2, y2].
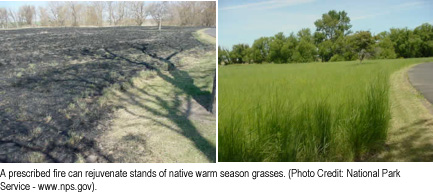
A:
[0, 27, 215, 163]
[370, 118, 433, 162]
[102, 43, 216, 162]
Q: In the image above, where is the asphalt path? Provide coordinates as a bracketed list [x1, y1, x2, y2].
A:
[408, 62, 433, 103]
[204, 28, 216, 37]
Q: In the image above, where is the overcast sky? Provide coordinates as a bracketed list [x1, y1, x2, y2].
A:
[0, 1, 48, 10]
[219, 0, 433, 48]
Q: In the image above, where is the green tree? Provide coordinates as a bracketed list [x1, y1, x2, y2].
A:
[314, 31, 326, 45]
[349, 31, 375, 62]
[292, 28, 317, 63]
[268, 32, 287, 63]
[281, 33, 298, 62]
[250, 37, 270, 63]
[218, 46, 231, 65]
[413, 23, 433, 57]
[243, 47, 253, 64]
[389, 28, 422, 58]
[373, 32, 396, 59]
[314, 10, 352, 62]
[314, 10, 352, 41]
[318, 40, 333, 62]
[297, 28, 314, 42]
[230, 44, 250, 64]
[330, 35, 356, 61]
[293, 39, 317, 63]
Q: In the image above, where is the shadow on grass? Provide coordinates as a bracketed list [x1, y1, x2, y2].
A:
[113, 82, 216, 162]
[0, 27, 213, 163]
[370, 119, 433, 162]
[109, 43, 216, 162]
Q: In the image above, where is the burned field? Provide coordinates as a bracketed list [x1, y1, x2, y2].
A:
[0, 26, 214, 163]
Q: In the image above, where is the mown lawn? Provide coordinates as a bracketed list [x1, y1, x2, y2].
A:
[218, 58, 432, 162]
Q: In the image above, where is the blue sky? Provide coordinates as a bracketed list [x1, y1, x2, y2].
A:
[219, 0, 433, 48]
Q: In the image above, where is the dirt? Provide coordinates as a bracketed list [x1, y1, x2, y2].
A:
[0, 26, 213, 163]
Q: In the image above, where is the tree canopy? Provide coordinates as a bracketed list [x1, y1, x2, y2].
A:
[219, 10, 432, 65]
[314, 10, 352, 41]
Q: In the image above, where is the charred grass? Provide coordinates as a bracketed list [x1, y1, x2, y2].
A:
[0, 26, 213, 162]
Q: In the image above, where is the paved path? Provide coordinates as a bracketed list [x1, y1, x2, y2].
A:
[408, 62, 433, 103]
[204, 28, 216, 37]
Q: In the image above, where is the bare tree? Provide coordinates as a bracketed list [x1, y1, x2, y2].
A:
[67, 1, 82, 27]
[172, 2, 215, 27]
[129, 1, 146, 26]
[149, 2, 168, 30]
[0, 1, 215, 28]
[18, 5, 35, 25]
[174, 2, 196, 26]
[33, 7, 37, 26]
[8, 8, 19, 28]
[106, 1, 114, 25]
[83, 2, 105, 26]
[48, 1, 66, 26]
[38, 6, 50, 26]
[0, 8, 8, 29]
[113, 1, 126, 26]
[92, 1, 105, 26]
[85, 2, 98, 26]
[105, 1, 126, 26]
[200, 1, 216, 27]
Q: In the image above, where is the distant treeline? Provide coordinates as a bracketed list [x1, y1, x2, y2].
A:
[218, 10, 433, 65]
[0, 1, 215, 29]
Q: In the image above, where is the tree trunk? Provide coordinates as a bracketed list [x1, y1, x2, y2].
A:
[158, 17, 162, 30]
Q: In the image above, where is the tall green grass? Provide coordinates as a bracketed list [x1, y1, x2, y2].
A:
[218, 58, 432, 161]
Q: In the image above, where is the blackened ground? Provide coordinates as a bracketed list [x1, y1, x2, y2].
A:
[0, 26, 213, 163]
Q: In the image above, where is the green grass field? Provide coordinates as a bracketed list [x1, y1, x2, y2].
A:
[218, 58, 432, 162]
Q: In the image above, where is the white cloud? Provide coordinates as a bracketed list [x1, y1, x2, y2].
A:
[220, 0, 315, 11]
[352, 0, 430, 21]
[393, 1, 427, 10]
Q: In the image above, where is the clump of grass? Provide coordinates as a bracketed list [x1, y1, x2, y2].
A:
[218, 58, 432, 162]
[15, 72, 23, 78]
